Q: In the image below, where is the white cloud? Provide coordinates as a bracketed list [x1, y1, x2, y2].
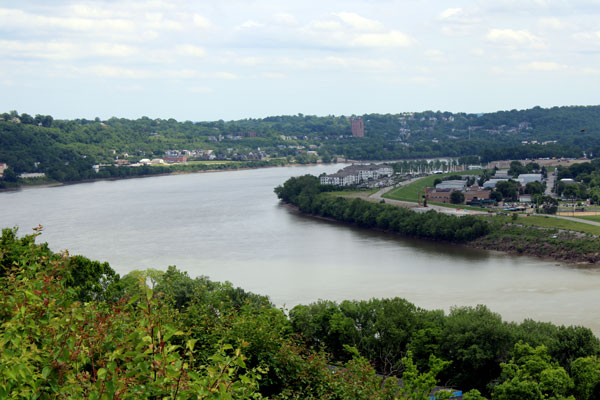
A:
[237, 57, 264, 66]
[0, 40, 139, 60]
[213, 72, 238, 80]
[278, 56, 395, 71]
[309, 19, 343, 31]
[69, 4, 121, 19]
[352, 30, 412, 48]
[437, 7, 480, 36]
[439, 8, 463, 20]
[521, 61, 567, 71]
[572, 31, 600, 41]
[175, 45, 206, 57]
[188, 86, 214, 93]
[271, 13, 298, 26]
[237, 20, 265, 30]
[192, 14, 212, 29]
[334, 12, 384, 32]
[424, 49, 446, 62]
[262, 72, 286, 79]
[537, 17, 564, 30]
[92, 43, 138, 57]
[487, 28, 545, 48]
[86, 65, 153, 79]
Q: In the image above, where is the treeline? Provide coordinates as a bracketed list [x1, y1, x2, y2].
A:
[274, 175, 490, 242]
[556, 159, 600, 203]
[0, 227, 474, 399]
[2, 105, 600, 183]
[3, 227, 600, 399]
[291, 298, 600, 398]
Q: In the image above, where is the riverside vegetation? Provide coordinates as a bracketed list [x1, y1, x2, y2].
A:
[4, 227, 600, 399]
[2, 105, 600, 187]
[275, 175, 600, 263]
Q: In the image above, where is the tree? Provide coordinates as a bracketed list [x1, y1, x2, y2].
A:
[525, 181, 544, 195]
[495, 180, 520, 201]
[533, 195, 558, 214]
[450, 191, 465, 204]
[2, 168, 18, 182]
[490, 190, 503, 202]
[493, 342, 574, 400]
[571, 356, 600, 400]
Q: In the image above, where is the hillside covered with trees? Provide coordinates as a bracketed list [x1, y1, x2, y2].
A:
[1, 105, 599, 184]
[3, 226, 600, 399]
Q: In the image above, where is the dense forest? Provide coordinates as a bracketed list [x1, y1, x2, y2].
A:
[1, 105, 599, 184]
[3, 226, 600, 399]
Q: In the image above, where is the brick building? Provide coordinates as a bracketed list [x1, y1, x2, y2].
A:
[351, 117, 364, 137]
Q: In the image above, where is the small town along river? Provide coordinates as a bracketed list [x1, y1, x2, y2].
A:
[1, 164, 600, 334]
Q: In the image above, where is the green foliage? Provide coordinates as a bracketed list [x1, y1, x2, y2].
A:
[399, 352, 452, 400]
[495, 180, 520, 202]
[276, 176, 490, 242]
[3, 106, 600, 188]
[0, 234, 263, 399]
[450, 191, 465, 204]
[2, 227, 600, 398]
[570, 356, 600, 400]
[493, 342, 574, 400]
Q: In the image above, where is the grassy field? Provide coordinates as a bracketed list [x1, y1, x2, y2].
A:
[327, 188, 380, 197]
[185, 160, 239, 165]
[429, 202, 493, 212]
[490, 214, 600, 236]
[572, 215, 600, 223]
[383, 170, 484, 203]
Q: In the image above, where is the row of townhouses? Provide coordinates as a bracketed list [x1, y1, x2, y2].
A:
[320, 164, 394, 186]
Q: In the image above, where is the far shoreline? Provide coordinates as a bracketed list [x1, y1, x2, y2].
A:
[2, 161, 345, 192]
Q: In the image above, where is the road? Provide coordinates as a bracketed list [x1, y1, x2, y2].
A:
[344, 177, 488, 216]
[545, 172, 556, 197]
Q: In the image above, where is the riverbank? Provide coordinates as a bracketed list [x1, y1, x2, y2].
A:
[284, 201, 600, 265]
[275, 175, 600, 265]
[3, 161, 337, 192]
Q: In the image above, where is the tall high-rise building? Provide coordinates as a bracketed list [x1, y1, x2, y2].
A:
[351, 117, 364, 137]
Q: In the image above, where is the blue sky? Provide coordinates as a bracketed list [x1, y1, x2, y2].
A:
[1, 0, 599, 121]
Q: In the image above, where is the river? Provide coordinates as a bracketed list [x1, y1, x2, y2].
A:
[2, 164, 600, 334]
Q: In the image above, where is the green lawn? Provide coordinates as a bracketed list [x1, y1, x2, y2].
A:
[186, 160, 239, 165]
[429, 202, 493, 212]
[572, 215, 600, 223]
[383, 170, 485, 203]
[327, 188, 380, 197]
[491, 214, 600, 236]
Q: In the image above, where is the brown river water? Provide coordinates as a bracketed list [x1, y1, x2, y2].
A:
[1, 164, 599, 334]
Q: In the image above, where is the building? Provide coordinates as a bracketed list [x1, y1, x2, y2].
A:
[320, 171, 359, 186]
[435, 180, 467, 191]
[494, 169, 510, 179]
[163, 155, 188, 163]
[425, 185, 491, 204]
[0, 163, 7, 177]
[319, 164, 393, 186]
[483, 178, 509, 189]
[517, 174, 543, 185]
[18, 172, 46, 179]
[351, 117, 364, 137]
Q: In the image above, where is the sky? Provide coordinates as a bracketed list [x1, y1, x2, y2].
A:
[1, 0, 599, 121]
